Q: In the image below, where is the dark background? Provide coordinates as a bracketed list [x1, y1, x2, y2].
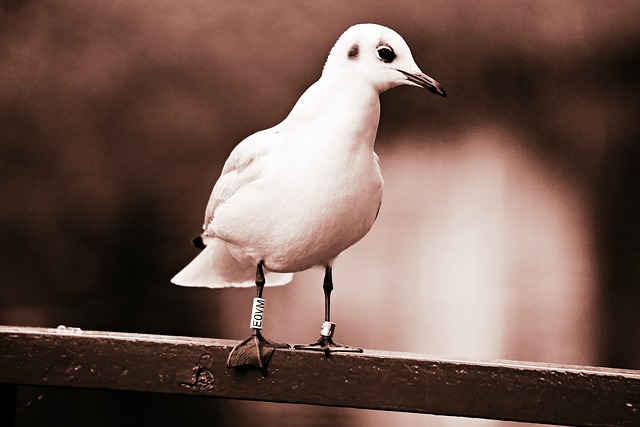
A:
[1, 1, 639, 426]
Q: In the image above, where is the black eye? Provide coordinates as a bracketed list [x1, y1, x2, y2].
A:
[376, 45, 395, 63]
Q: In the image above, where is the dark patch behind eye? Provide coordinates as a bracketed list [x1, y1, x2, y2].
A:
[348, 43, 359, 60]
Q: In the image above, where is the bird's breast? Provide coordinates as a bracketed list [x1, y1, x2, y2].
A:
[212, 145, 383, 272]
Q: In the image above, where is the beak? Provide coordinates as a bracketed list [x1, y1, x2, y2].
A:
[397, 69, 447, 97]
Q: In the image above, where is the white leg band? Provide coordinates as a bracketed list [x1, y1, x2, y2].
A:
[320, 321, 336, 338]
[250, 297, 266, 330]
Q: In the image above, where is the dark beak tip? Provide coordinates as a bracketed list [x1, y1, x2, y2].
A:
[431, 83, 447, 98]
[431, 87, 447, 97]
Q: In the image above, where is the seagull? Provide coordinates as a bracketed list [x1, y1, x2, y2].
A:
[172, 23, 446, 371]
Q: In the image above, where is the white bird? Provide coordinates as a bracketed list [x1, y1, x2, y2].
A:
[172, 23, 446, 371]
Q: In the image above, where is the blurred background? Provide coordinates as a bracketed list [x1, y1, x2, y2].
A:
[1, 0, 639, 426]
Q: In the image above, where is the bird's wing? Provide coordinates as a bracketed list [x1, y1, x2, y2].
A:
[202, 129, 281, 231]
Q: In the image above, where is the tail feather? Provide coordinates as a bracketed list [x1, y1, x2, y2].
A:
[171, 238, 293, 288]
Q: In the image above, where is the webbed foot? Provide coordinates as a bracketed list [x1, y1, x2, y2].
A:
[227, 331, 290, 372]
[294, 336, 362, 356]
[294, 321, 362, 356]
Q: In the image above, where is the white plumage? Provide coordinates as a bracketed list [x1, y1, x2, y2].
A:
[172, 23, 445, 290]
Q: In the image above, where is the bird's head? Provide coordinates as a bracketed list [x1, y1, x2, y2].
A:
[323, 23, 446, 97]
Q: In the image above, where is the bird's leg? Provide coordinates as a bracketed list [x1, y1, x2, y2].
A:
[227, 261, 290, 373]
[294, 266, 363, 355]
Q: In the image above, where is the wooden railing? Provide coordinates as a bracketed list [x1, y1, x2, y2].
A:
[1, 326, 639, 426]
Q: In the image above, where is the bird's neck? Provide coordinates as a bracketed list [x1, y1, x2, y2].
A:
[279, 75, 381, 151]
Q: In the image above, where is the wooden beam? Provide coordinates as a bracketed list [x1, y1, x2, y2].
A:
[1, 326, 639, 426]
